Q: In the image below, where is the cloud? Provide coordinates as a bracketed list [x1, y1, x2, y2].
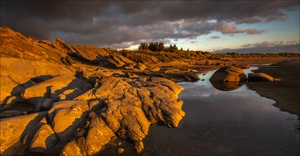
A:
[210, 36, 220, 39]
[1, 1, 298, 49]
[218, 23, 265, 35]
[213, 41, 300, 53]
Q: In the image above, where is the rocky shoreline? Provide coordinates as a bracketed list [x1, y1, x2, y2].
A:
[0, 57, 186, 155]
[0, 27, 198, 155]
[0, 27, 299, 155]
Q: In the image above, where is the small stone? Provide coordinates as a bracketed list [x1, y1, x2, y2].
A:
[117, 148, 124, 154]
[206, 60, 212, 65]
[40, 98, 53, 111]
[75, 129, 85, 138]
[135, 62, 147, 71]
[125, 72, 138, 79]
[0, 110, 22, 118]
[83, 120, 90, 129]
[118, 142, 122, 146]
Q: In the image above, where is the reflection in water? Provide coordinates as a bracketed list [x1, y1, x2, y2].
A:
[139, 68, 299, 155]
[200, 67, 259, 91]
[211, 81, 243, 91]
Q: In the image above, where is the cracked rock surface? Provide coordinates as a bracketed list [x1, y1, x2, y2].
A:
[0, 27, 186, 155]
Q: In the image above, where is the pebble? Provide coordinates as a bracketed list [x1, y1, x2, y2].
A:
[117, 148, 124, 154]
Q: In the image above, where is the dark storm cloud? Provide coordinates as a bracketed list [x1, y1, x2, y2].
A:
[213, 41, 300, 53]
[1, 1, 298, 48]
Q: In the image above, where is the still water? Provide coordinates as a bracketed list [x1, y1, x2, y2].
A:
[139, 68, 300, 155]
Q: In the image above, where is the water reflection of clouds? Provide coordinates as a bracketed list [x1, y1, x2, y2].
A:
[178, 67, 275, 106]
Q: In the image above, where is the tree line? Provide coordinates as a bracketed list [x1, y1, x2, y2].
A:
[138, 42, 179, 52]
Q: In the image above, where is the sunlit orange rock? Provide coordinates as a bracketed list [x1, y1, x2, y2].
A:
[0, 112, 47, 155]
[30, 123, 58, 153]
[48, 100, 89, 142]
[210, 66, 247, 82]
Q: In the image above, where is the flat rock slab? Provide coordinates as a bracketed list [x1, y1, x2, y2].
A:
[0, 112, 47, 155]
[30, 123, 57, 153]
[48, 100, 89, 142]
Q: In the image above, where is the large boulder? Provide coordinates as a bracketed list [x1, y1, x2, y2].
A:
[0, 112, 47, 155]
[248, 73, 277, 82]
[210, 66, 247, 82]
[48, 100, 89, 142]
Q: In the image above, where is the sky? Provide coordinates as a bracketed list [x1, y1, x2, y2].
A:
[1, 1, 299, 53]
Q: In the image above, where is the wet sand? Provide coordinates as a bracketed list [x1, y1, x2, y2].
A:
[247, 58, 300, 117]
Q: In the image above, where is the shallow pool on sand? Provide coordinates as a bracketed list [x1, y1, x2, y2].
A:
[139, 69, 300, 155]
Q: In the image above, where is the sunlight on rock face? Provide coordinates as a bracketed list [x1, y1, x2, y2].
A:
[1, 27, 295, 156]
[48, 101, 89, 140]
[30, 123, 57, 153]
[75, 76, 184, 152]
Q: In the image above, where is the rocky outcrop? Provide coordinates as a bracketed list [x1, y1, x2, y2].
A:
[106, 54, 136, 68]
[0, 76, 18, 105]
[52, 38, 76, 53]
[135, 62, 147, 71]
[75, 76, 184, 152]
[48, 100, 89, 142]
[0, 112, 47, 155]
[0, 27, 188, 155]
[72, 45, 109, 63]
[0, 57, 74, 104]
[210, 66, 247, 82]
[29, 123, 58, 153]
[60, 140, 83, 156]
[23, 74, 92, 108]
[85, 112, 115, 155]
[144, 70, 200, 82]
